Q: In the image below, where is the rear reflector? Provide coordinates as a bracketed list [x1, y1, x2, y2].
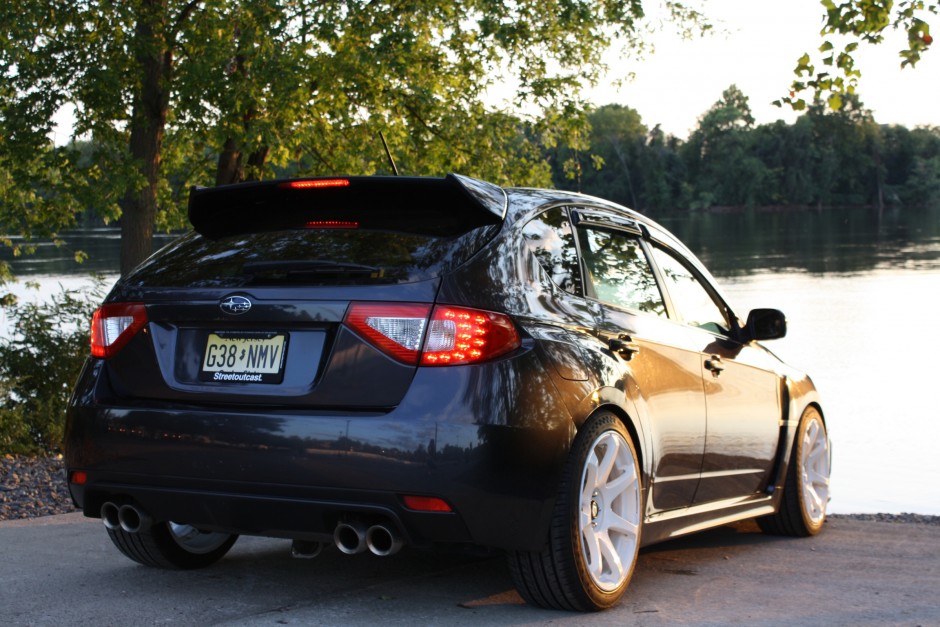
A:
[69, 471, 88, 486]
[344, 302, 520, 366]
[401, 495, 453, 513]
[91, 303, 148, 358]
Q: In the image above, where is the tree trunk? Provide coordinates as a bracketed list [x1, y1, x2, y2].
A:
[215, 137, 244, 185]
[119, 0, 171, 276]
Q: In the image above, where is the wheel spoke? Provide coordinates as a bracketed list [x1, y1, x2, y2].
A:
[597, 530, 625, 582]
[601, 469, 636, 502]
[595, 434, 619, 485]
[806, 485, 824, 514]
[582, 525, 603, 577]
[807, 467, 829, 488]
[603, 511, 639, 538]
[582, 454, 599, 501]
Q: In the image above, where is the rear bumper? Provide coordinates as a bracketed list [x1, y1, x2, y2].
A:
[65, 353, 574, 552]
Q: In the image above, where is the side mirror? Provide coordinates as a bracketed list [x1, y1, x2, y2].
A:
[745, 308, 787, 341]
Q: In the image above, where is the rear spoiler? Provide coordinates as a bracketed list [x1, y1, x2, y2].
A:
[188, 173, 507, 239]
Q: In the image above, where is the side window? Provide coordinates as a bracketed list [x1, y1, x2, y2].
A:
[578, 227, 666, 317]
[650, 246, 730, 335]
[522, 207, 583, 295]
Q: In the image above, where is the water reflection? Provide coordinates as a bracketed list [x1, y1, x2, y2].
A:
[654, 204, 940, 276]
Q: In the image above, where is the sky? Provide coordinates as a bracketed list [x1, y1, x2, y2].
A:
[577, 0, 940, 139]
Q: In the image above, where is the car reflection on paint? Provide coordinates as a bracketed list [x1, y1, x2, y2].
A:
[65, 174, 831, 611]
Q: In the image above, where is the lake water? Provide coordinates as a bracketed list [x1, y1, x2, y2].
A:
[3, 205, 939, 515]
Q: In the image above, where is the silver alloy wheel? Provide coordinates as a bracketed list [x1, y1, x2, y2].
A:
[578, 429, 641, 592]
[799, 414, 831, 526]
[168, 522, 234, 555]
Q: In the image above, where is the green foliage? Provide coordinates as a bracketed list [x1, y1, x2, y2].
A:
[0, 279, 103, 454]
[550, 85, 940, 212]
[780, 1, 937, 111]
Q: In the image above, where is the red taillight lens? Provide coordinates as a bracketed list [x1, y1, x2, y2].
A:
[69, 471, 88, 486]
[344, 303, 432, 365]
[344, 302, 520, 366]
[401, 495, 453, 513]
[421, 306, 520, 366]
[90, 302, 148, 358]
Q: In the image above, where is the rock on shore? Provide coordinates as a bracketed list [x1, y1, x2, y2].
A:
[1, 455, 77, 521]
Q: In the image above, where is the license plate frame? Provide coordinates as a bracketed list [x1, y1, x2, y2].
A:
[199, 331, 288, 384]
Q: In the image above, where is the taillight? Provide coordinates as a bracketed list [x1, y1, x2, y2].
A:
[344, 302, 520, 366]
[345, 303, 432, 365]
[421, 306, 520, 366]
[90, 303, 148, 358]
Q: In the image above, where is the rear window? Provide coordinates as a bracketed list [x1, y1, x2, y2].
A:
[122, 226, 498, 288]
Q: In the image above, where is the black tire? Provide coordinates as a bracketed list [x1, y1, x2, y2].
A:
[106, 522, 238, 569]
[508, 412, 642, 611]
[758, 406, 831, 537]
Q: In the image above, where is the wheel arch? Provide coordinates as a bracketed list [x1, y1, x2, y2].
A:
[570, 385, 652, 495]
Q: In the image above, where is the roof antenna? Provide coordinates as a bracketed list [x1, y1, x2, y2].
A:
[379, 131, 400, 176]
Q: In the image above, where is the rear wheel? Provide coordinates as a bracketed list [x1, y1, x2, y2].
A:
[759, 406, 830, 536]
[509, 412, 642, 611]
[106, 521, 237, 569]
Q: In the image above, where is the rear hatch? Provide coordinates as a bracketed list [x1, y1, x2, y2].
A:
[99, 174, 506, 409]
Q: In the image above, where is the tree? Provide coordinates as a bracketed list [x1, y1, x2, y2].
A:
[1, 0, 709, 276]
[782, 1, 937, 111]
[682, 85, 768, 208]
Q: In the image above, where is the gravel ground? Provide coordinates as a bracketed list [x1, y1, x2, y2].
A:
[0, 454, 77, 521]
[2, 454, 938, 525]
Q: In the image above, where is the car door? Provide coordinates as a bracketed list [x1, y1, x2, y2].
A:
[646, 241, 782, 504]
[573, 211, 707, 512]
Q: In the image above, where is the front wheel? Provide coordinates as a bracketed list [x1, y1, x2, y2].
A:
[107, 521, 238, 569]
[759, 405, 831, 536]
[509, 412, 642, 611]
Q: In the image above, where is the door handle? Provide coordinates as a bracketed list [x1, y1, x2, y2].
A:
[608, 335, 641, 361]
[704, 354, 724, 376]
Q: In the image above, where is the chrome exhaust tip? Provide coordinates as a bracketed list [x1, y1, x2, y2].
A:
[100, 502, 121, 531]
[117, 504, 151, 534]
[366, 524, 403, 557]
[333, 520, 368, 555]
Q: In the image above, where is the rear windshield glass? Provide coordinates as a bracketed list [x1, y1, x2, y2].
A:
[122, 226, 498, 288]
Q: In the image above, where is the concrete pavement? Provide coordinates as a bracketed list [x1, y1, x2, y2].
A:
[2, 513, 938, 626]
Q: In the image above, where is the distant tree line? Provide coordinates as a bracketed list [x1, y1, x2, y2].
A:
[551, 86, 940, 213]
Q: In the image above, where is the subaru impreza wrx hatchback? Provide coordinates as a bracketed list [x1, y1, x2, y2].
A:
[65, 174, 831, 611]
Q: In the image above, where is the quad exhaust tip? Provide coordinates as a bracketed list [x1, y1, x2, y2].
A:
[333, 520, 369, 555]
[332, 520, 403, 556]
[366, 524, 403, 557]
[100, 502, 151, 534]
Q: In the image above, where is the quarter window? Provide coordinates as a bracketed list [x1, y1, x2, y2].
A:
[522, 207, 583, 295]
[578, 228, 666, 317]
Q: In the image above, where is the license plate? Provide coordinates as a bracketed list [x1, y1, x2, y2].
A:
[199, 332, 288, 384]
